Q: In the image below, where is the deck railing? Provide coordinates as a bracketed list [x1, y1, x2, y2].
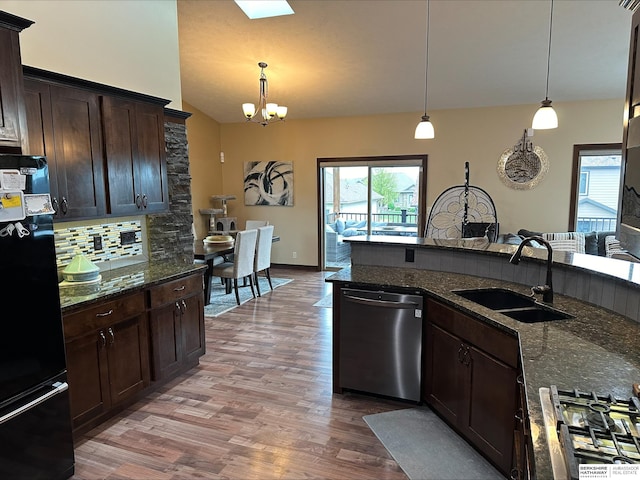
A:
[326, 210, 417, 226]
[576, 217, 617, 232]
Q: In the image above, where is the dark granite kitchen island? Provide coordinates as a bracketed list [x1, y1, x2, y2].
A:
[329, 236, 640, 479]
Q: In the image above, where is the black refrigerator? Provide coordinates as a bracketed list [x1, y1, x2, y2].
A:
[0, 155, 75, 479]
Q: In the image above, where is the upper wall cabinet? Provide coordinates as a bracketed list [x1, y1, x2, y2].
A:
[22, 66, 170, 221]
[0, 12, 33, 153]
[102, 96, 169, 215]
[23, 79, 107, 219]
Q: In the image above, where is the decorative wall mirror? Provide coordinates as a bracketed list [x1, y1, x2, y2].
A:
[497, 130, 548, 190]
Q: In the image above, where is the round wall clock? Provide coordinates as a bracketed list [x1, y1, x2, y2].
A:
[497, 130, 549, 190]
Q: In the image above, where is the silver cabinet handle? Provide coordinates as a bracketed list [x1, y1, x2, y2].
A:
[0, 382, 68, 425]
[61, 197, 68, 214]
[135, 194, 142, 208]
[141, 194, 148, 208]
[107, 327, 115, 345]
[173, 285, 186, 292]
[99, 331, 106, 348]
[96, 309, 113, 317]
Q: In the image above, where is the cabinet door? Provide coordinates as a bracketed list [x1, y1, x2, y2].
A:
[106, 314, 150, 406]
[65, 330, 110, 430]
[102, 96, 168, 215]
[424, 323, 467, 425]
[181, 292, 206, 365]
[148, 302, 182, 381]
[0, 27, 27, 152]
[23, 79, 60, 206]
[465, 345, 518, 475]
[49, 85, 106, 219]
[135, 102, 168, 213]
[102, 96, 138, 215]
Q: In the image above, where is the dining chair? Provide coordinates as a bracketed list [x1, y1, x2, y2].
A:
[210, 229, 258, 305]
[254, 225, 274, 296]
[246, 220, 269, 230]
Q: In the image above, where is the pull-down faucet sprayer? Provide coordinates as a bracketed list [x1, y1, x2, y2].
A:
[509, 235, 554, 303]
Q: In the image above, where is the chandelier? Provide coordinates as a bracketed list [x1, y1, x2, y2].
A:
[532, 0, 558, 130]
[242, 62, 288, 126]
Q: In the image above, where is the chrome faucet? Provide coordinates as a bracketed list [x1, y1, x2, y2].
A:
[509, 235, 554, 303]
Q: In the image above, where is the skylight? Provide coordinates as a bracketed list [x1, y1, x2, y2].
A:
[234, 0, 294, 20]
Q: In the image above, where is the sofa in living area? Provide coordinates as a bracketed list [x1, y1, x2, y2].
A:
[496, 229, 617, 257]
[325, 218, 368, 263]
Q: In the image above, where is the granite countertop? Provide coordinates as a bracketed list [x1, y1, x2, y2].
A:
[58, 261, 206, 312]
[346, 235, 640, 287]
[327, 265, 640, 479]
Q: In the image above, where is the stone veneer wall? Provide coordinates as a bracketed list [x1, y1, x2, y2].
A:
[146, 120, 194, 264]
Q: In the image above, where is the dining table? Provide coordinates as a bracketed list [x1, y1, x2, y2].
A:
[194, 235, 280, 305]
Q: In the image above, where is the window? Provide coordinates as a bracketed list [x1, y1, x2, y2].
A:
[579, 172, 589, 196]
[570, 144, 621, 233]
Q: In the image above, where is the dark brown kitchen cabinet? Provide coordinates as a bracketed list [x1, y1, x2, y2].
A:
[23, 78, 106, 219]
[148, 272, 205, 381]
[424, 298, 519, 477]
[63, 291, 150, 435]
[102, 96, 169, 215]
[0, 12, 32, 153]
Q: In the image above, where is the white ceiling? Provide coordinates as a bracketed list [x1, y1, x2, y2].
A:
[177, 0, 633, 124]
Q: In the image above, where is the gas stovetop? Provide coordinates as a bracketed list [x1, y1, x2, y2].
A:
[542, 386, 640, 480]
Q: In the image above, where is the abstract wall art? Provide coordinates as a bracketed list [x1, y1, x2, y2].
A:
[244, 161, 294, 206]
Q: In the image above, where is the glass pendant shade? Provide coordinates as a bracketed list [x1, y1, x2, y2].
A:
[415, 115, 435, 139]
[242, 103, 256, 119]
[532, 99, 558, 130]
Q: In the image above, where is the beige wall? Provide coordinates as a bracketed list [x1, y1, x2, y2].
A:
[0, 0, 182, 108]
[187, 99, 623, 267]
[183, 101, 222, 238]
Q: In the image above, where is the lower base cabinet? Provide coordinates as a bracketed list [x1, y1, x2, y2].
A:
[424, 298, 520, 477]
[148, 273, 205, 381]
[64, 291, 150, 433]
[63, 270, 205, 436]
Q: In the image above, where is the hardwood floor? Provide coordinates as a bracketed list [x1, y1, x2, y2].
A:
[71, 267, 411, 479]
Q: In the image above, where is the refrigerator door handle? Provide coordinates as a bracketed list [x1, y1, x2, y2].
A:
[0, 382, 69, 426]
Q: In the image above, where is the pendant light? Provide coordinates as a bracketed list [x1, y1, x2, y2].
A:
[415, 0, 434, 139]
[532, 0, 558, 130]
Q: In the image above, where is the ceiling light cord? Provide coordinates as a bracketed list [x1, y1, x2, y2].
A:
[415, 0, 435, 139]
[532, 0, 558, 130]
[423, 0, 430, 116]
[543, 0, 553, 102]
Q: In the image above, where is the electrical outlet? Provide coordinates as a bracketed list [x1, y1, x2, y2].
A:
[292, 251, 297, 259]
[120, 231, 136, 245]
[93, 234, 103, 251]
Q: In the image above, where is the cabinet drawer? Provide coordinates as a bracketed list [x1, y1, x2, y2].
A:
[427, 298, 519, 368]
[63, 291, 146, 339]
[148, 274, 203, 308]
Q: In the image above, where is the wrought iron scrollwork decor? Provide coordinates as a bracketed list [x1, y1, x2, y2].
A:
[497, 130, 548, 190]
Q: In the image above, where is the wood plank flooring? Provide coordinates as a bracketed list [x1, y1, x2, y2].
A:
[71, 267, 411, 479]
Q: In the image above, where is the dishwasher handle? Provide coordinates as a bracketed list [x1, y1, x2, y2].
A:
[343, 293, 421, 309]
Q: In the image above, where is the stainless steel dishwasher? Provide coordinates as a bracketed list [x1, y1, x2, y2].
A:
[339, 288, 423, 402]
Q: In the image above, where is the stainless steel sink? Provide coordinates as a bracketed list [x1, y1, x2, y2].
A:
[453, 288, 535, 310]
[452, 287, 573, 323]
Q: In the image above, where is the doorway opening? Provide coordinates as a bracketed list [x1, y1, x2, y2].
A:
[318, 155, 427, 270]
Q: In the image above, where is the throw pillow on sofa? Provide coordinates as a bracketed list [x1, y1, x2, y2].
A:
[335, 218, 346, 234]
[541, 232, 585, 254]
[342, 227, 366, 237]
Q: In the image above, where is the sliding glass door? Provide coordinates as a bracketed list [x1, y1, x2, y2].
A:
[318, 155, 427, 270]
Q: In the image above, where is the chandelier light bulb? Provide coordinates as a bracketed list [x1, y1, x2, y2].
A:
[242, 103, 256, 119]
[276, 106, 288, 119]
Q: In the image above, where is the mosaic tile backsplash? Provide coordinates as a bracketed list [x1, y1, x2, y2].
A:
[54, 219, 144, 269]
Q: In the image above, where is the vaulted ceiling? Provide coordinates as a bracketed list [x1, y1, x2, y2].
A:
[177, 0, 632, 124]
